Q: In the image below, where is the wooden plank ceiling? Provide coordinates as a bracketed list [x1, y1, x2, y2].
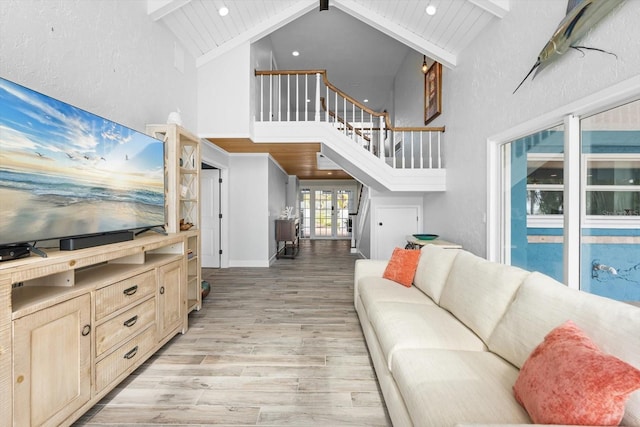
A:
[207, 138, 353, 180]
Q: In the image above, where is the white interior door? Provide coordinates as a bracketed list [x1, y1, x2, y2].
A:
[374, 206, 419, 259]
[201, 168, 220, 267]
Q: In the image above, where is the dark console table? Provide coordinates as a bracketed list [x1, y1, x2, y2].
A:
[275, 218, 299, 259]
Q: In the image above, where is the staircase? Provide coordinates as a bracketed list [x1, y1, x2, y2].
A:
[252, 70, 446, 192]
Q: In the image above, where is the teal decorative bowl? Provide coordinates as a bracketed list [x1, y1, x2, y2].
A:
[413, 234, 439, 241]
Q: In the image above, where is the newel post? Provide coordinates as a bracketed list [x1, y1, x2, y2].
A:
[315, 73, 321, 122]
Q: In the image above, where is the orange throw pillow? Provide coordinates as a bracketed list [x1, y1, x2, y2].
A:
[382, 247, 421, 287]
[513, 320, 640, 426]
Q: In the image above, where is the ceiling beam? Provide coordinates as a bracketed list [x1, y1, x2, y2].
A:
[147, 0, 191, 22]
[196, 0, 317, 67]
[333, 0, 457, 68]
[467, 0, 510, 19]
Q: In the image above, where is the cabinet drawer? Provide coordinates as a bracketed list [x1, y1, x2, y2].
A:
[95, 270, 156, 320]
[95, 325, 156, 392]
[95, 297, 156, 357]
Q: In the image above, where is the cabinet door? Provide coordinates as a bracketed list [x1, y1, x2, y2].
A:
[157, 260, 184, 340]
[13, 294, 91, 427]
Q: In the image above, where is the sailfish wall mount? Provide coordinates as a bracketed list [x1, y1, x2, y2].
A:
[513, 0, 625, 94]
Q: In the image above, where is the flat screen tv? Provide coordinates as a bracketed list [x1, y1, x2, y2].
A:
[0, 77, 165, 254]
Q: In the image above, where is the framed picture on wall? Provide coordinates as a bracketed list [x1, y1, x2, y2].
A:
[424, 61, 442, 125]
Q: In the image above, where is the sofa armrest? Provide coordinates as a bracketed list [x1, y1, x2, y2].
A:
[354, 259, 388, 306]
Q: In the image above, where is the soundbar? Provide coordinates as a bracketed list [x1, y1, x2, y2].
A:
[60, 231, 134, 251]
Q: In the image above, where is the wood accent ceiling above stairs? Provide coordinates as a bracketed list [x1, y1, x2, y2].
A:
[208, 138, 353, 180]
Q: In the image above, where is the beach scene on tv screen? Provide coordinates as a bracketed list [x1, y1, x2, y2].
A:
[0, 78, 165, 246]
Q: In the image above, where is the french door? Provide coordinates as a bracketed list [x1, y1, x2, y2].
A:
[300, 188, 352, 239]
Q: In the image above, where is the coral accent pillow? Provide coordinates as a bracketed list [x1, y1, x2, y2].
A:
[513, 320, 640, 426]
[382, 247, 421, 287]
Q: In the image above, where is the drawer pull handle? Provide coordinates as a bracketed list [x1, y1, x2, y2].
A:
[123, 285, 138, 296]
[123, 315, 138, 327]
[124, 346, 139, 360]
[81, 325, 91, 336]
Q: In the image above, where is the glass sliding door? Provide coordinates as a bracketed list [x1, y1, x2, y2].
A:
[496, 99, 640, 303]
[506, 125, 566, 282]
[580, 100, 640, 302]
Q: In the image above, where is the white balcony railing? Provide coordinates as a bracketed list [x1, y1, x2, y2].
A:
[255, 70, 445, 170]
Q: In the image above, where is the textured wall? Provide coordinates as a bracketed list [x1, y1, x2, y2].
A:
[393, 51, 429, 127]
[0, 0, 197, 132]
[197, 42, 251, 138]
[423, 0, 640, 256]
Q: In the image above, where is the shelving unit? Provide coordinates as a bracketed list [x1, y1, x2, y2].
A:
[185, 231, 200, 311]
[146, 124, 202, 313]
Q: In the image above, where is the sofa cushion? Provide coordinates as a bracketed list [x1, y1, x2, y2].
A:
[513, 320, 640, 426]
[357, 276, 436, 309]
[392, 349, 530, 426]
[353, 259, 389, 307]
[367, 302, 486, 370]
[382, 247, 421, 287]
[487, 272, 640, 425]
[413, 244, 460, 303]
[439, 251, 530, 343]
[488, 272, 640, 368]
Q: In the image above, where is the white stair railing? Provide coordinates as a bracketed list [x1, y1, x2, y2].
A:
[255, 69, 445, 170]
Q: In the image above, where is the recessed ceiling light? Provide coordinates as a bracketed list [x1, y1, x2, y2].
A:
[426, 4, 436, 15]
[219, 6, 229, 16]
[306, 99, 311, 103]
[292, 51, 300, 56]
[363, 99, 369, 103]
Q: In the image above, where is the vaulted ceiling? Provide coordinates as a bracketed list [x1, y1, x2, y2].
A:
[148, 0, 509, 179]
[148, 0, 509, 69]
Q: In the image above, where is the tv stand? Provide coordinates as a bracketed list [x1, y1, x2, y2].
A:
[1, 232, 196, 426]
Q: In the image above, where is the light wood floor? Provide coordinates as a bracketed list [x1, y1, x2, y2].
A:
[75, 239, 391, 426]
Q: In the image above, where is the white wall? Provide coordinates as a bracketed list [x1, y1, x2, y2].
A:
[227, 153, 288, 266]
[228, 154, 269, 266]
[393, 51, 427, 127]
[198, 42, 251, 138]
[422, 0, 640, 256]
[0, 0, 197, 132]
[287, 175, 300, 217]
[268, 161, 289, 258]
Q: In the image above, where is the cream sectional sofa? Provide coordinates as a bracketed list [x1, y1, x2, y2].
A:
[354, 244, 640, 426]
